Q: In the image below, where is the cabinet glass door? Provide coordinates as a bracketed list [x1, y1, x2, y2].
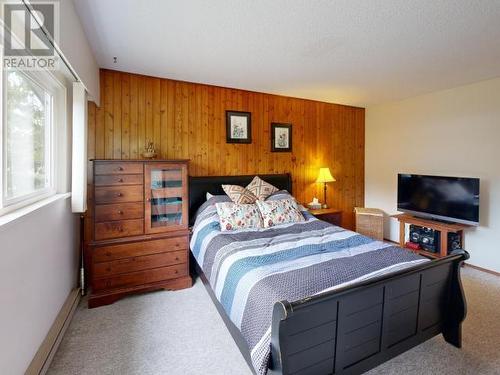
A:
[145, 163, 187, 233]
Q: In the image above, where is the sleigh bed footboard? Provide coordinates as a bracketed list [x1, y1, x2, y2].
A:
[269, 250, 469, 375]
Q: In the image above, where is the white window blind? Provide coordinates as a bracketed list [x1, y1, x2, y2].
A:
[71, 82, 87, 213]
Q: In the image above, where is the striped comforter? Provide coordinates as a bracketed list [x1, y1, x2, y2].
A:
[190, 193, 427, 375]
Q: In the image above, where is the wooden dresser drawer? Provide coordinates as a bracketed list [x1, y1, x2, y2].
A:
[95, 162, 143, 175]
[95, 174, 143, 186]
[89, 160, 192, 307]
[95, 185, 143, 204]
[95, 202, 144, 222]
[93, 250, 187, 278]
[92, 263, 187, 291]
[93, 236, 189, 262]
[95, 219, 144, 240]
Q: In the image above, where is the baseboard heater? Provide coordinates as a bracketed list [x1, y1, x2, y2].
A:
[25, 288, 81, 375]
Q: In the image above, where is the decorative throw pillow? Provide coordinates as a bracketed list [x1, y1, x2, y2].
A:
[265, 190, 293, 201]
[246, 176, 279, 200]
[256, 198, 305, 228]
[215, 202, 263, 231]
[222, 184, 258, 204]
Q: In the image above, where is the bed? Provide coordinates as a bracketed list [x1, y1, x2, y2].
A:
[189, 173, 469, 375]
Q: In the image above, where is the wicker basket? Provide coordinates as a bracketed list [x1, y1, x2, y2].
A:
[355, 207, 384, 240]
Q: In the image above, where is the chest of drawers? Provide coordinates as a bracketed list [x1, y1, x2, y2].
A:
[87, 160, 191, 308]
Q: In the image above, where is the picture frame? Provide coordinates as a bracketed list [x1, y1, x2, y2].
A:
[226, 111, 251, 144]
[271, 123, 292, 152]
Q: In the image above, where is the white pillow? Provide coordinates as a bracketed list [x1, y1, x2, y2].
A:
[215, 202, 263, 231]
[256, 198, 304, 228]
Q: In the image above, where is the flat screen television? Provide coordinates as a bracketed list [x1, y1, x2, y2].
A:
[397, 174, 480, 226]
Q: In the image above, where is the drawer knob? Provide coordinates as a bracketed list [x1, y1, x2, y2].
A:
[118, 227, 123, 232]
[117, 166, 124, 171]
[118, 178, 123, 182]
[174, 270, 178, 274]
[117, 192, 123, 197]
[117, 210, 123, 214]
[175, 257, 179, 261]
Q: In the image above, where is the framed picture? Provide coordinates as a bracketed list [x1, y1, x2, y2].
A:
[226, 111, 251, 143]
[271, 123, 292, 152]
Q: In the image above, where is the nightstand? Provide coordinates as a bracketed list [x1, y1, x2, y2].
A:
[308, 208, 342, 227]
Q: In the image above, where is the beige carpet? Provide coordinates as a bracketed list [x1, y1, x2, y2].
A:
[366, 266, 500, 375]
[48, 267, 500, 375]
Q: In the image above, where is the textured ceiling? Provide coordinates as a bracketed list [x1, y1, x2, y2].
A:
[75, 0, 500, 107]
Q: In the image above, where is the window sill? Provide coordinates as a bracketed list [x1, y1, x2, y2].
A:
[0, 193, 71, 229]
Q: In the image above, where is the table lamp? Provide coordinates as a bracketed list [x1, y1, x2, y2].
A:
[316, 167, 336, 208]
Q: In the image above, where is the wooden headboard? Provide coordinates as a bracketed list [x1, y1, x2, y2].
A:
[188, 174, 292, 225]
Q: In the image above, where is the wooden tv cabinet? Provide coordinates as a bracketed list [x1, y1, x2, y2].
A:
[392, 214, 471, 258]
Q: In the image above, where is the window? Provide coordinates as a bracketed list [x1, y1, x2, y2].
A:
[1, 67, 65, 215]
[4, 71, 53, 201]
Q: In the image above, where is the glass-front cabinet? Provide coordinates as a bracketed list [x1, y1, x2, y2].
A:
[145, 162, 188, 233]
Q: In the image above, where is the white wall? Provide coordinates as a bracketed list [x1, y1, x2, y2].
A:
[0, 2, 96, 373]
[0, 197, 78, 374]
[59, 0, 100, 104]
[365, 77, 500, 273]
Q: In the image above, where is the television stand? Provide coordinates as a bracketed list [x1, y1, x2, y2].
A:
[391, 213, 472, 258]
[427, 217, 457, 225]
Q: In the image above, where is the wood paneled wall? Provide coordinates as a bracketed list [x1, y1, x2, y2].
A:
[88, 69, 364, 229]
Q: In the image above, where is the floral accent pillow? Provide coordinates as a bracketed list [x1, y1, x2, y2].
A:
[215, 202, 263, 231]
[246, 176, 279, 201]
[222, 184, 258, 204]
[256, 198, 305, 228]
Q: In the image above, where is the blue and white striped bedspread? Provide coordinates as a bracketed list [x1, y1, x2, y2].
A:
[190, 195, 427, 375]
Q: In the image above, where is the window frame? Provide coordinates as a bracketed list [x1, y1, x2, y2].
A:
[0, 66, 67, 216]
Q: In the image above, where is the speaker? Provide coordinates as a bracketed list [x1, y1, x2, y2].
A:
[421, 227, 440, 252]
[409, 225, 440, 253]
[409, 225, 422, 244]
[448, 232, 462, 253]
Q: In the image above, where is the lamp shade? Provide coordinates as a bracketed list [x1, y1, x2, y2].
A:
[316, 167, 336, 183]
